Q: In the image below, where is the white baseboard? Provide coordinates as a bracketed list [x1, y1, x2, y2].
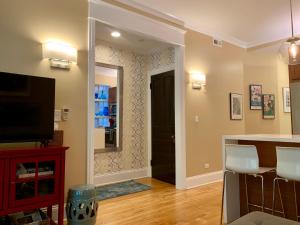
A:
[94, 168, 148, 186]
[185, 170, 223, 189]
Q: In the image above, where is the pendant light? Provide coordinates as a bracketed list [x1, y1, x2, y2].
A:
[287, 0, 299, 61]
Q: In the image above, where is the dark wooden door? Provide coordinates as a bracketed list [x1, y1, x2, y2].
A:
[151, 70, 175, 185]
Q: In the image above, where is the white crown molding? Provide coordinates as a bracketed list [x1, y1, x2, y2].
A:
[114, 0, 184, 27]
[185, 23, 248, 49]
[246, 34, 297, 49]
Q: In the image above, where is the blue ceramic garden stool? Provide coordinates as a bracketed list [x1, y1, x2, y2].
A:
[66, 185, 98, 225]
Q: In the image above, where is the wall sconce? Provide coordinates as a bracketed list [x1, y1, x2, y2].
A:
[190, 71, 206, 89]
[43, 42, 77, 69]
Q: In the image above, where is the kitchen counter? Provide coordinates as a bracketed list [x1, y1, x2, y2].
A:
[223, 134, 300, 143]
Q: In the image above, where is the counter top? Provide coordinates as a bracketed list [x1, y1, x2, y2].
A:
[223, 134, 300, 143]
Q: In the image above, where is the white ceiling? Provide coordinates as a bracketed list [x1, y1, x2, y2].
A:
[95, 21, 171, 54]
[126, 0, 300, 48]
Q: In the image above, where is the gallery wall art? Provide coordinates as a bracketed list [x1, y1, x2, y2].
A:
[249, 84, 262, 110]
[263, 94, 275, 119]
[230, 93, 243, 120]
[282, 87, 291, 113]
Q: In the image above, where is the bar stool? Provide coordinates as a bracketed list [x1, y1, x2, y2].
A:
[220, 144, 274, 225]
[272, 147, 300, 221]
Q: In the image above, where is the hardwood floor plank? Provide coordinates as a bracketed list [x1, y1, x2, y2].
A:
[96, 178, 222, 225]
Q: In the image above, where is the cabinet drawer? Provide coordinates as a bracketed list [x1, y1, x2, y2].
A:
[9, 155, 60, 207]
[0, 160, 3, 210]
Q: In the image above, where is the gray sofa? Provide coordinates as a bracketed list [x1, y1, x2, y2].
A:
[229, 212, 300, 225]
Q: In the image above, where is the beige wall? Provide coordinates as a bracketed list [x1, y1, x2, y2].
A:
[0, 0, 88, 196]
[244, 44, 291, 134]
[244, 46, 280, 133]
[276, 58, 292, 134]
[185, 31, 291, 177]
[185, 30, 246, 177]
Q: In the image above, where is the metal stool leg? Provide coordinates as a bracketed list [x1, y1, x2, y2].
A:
[277, 179, 285, 218]
[272, 177, 286, 217]
[247, 175, 264, 212]
[272, 177, 276, 215]
[245, 174, 250, 213]
[257, 175, 264, 212]
[293, 181, 299, 221]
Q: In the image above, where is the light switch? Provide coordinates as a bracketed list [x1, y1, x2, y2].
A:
[195, 115, 199, 123]
[62, 107, 70, 121]
[54, 109, 62, 122]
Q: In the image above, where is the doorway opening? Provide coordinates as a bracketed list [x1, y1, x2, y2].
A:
[88, 0, 186, 189]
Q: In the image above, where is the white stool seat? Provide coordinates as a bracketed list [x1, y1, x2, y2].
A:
[276, 147, 300, 181]
[272, 147, 300, 221]
[225, 144, 273, 175]
[257, 167, 275, 174]
[221, 144, 272, 225]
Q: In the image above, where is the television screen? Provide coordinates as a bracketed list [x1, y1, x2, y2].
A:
[0, 72, 55, 143]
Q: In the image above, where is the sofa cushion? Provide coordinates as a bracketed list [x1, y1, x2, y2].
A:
[229, 211, 300, 225]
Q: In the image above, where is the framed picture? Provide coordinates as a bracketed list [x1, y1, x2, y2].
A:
[249, 84, 262, 110]
[263, 94, 275, 119]
[230, 93, 243, 120]
[282, 87, 291, 113]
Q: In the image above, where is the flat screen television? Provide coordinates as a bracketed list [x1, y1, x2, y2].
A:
[0, 72, 55, 143]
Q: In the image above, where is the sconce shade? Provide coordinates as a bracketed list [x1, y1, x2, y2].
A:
[43, 42, 77, 68]
[190, 71, 206, 89]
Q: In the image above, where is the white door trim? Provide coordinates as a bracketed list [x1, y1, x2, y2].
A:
[87, 18, 96, 184]
[87, 0, 186, 189]
[174, 46, 186, 189]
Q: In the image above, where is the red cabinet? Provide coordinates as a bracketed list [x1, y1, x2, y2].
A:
[0, 146, 68, 225]
[9, 155, 60, 207]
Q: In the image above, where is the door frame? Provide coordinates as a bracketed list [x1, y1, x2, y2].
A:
[87, 0, 186, 189]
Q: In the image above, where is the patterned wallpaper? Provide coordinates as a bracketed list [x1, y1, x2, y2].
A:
[147, 47, 175, 72]
[94, 41, 175, 176]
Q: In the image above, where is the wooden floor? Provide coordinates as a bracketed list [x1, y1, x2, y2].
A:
[96, 178, 222, 225]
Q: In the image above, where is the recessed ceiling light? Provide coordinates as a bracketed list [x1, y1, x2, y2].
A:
[111, 31, 121, 38]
